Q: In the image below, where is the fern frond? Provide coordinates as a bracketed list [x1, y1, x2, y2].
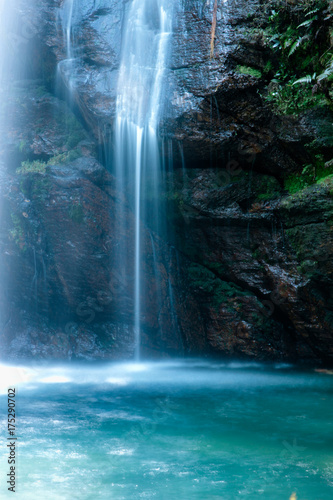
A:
[293, 75, 313, 85]
[297, 17, 317, 29]
[288, 35, 310, 57]
[318, 65, 333, 81]
[305, 8, 321, 17]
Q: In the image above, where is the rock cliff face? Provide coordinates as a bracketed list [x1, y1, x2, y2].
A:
[0, 87, 205, 360]
[1, 0, 332, 364]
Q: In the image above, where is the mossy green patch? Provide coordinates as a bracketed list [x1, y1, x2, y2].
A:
[69, 202, 84, 224]
[188, 263, 251, 309]
[264, 81, 325, 115]
[285, 223, 328, 268]
[263, 60, 274, 75]
[57, 111, 86, 150]
[17, 160, 47, 175]
[17, 149, 82, 175]
[47, 149, 81, 166]
[284, 154, 333, 194]
[255, 175, 282, 200]
[18, 139, 28, 153]
[9, 214, 27, 252]
[236, 65, 262, 79]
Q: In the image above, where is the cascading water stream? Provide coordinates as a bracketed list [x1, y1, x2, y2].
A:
[57, 0, 76, 97]
[64, 0, 74, 60]
[114, 0, 172, 359]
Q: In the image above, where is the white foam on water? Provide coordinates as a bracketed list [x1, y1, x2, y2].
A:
[40, 375, 72, 384]
[105, 377, 130, 386]
[108, 448, 135, 456]
[0, 365, 37, 393]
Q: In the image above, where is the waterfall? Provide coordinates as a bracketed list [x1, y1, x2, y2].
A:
[57, 0, 76, 97]
[114, 0, 172, 359]
[64, 0, 74, 60]
[55, 0, 174, 358]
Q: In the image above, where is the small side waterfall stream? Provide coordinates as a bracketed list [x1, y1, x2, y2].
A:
[63, 0, 74, 60]
[57, 0, 76, 98]
[114, 0, 173, 359]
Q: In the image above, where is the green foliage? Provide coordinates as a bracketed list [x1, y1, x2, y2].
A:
[257, 191, 280, 200]
[236, 65, 262, 78]
[9, 214, 27, 251]
[284, 173, 311, 194]
[17, 149, 81, 175]
[293, 73, 316, 85]
[18, 139, 28, 153]
[284, 154, 333, 193]
[263, 60, 274, 75]
[47, 149, 80, 166]
[265, 77, 325, 114]
[264, 0, 333, 113]
[255, 175, 282, 201]
[58, 112, 86, 149]
[288, 35, 310, 57]
[69, 202, 84, 223]
[188, 263, 250, 309]
[318, 60, 333, 82]
[17, 160, 47, 175]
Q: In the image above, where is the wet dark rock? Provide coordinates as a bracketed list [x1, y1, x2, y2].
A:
[0, 152, 208, 360]
[1, 0, 333, 364]
[0, 85, 94, 170]
[39, 0, 314, 176]
[14, 0, 325, 174]
[164, 167, 333, 364]
[0, 88, 206, 360]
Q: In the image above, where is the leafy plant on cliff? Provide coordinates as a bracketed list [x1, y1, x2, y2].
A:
[264, 0, 333, 113]
[17, 160, 47, 175]
[18, 139, 28, 153]
[69, 202, 84, 224]
[237, 65, 262, 78]
[188, 263, 250, 309]
[265, 78, 322, 114]
[9, 214, 27, 251]
[17, 149, 81, 175]
[47, 149, 80, 166]
[284, 154, 333, 193]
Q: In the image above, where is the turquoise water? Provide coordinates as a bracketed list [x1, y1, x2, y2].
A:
[0, 361, 332, 499]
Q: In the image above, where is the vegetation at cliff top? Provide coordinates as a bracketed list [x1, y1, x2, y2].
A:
[260, 0, 333, 193]
[264, 0, 333, 114]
